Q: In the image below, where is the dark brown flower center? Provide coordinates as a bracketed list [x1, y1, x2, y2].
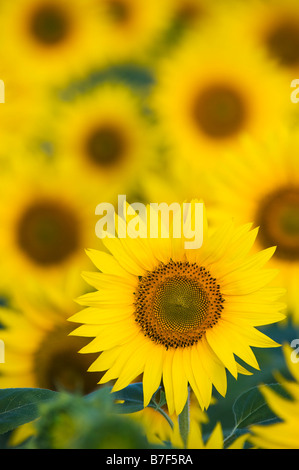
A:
[29, 3, 71, 46]
[134, 261, 224, 349]
[192, 84, 247, 139]
[16, 200, 80, 266]
[256, 187, 299, 260]
[85, 125, 127, 168]
[34, 326, 101, 394]
[106, 0, 131, 24]
[176, 2, 204, 26]
[265, 20, 299, 67]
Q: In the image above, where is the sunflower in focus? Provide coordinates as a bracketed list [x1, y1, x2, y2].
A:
[0, 155, 102, 292]
[0, 0, 102, 84]
[69, 200, 285, 416]
[52, 84, 158, 197]
[249, 344, 299, 449]
[208, 132, 299, 324]
[151, 29, 290, 170]
[0, 273, 102, 393]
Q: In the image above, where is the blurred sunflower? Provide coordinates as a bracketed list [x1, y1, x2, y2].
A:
[89, 0, 172, 61]
[69, 200, 285, 416]
[224, 0, 299, 77]
[0, 155, 102, 292]
[208, 132, 299, 324]
[0, 56, 47, 159]
[52, 84, 158, 197]
[0, 272, 102, 393]
[171, 420, 248, 449]
[249, 344, 299, 449]
[151, 29, 290, 170]
[0, 0, 102, 84]
[134, 390, 209, 446]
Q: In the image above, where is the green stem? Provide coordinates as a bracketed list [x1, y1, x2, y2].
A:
[178, 389, 190, 449]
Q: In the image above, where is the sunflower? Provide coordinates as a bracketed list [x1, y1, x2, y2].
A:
[0, 55, 47, 160]
[249, 344, 299, 449]
[223, 0, 299, 78]
[208, 131, 299, 324]
[52, 84, 158, 197]
[69, 200, 285, 416]
[0, 155, 102, 292]
[151, 29, 290, 170]
[89, 0, 172, 61]
[0, 272, 102, 393]
[171, 421, 248, 449]
[0, 0, 102, 85]
[133, 390, 209, 446]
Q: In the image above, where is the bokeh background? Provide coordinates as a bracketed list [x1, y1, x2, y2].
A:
[0, 0, 299, 448]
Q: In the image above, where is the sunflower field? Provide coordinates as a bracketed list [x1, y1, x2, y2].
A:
[0, 0, 299, 453]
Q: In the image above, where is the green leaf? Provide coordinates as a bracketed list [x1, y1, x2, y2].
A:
[111, 383, 148, 414]
[0, 388, 58, 435]
[232, 383, 287, 430]
[223, 383, 290, 448]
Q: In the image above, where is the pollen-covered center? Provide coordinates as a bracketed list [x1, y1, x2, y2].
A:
[85, 125, 127, 168]
[192, 84, 247, 139]
[256, 187, 299, 260]
[134, 261, 224, 349]
[16, 199, 80, 266]
[265, 20, 299, 67]
[29, 3, 71, 46]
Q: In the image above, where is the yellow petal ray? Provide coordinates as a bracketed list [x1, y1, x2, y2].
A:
[250, 423, 299, 449]
[196, 220, 235, 266]
[205, 422, 223, 449]
[88, 346, 123, 372]
[102, 236, 145, 276]
[182, 347, 205, 410]
[75, 323, 140, 352]
[116, 210, 158, 272]
[225, 226, 259, 262]
[76, 288, 134, 307]
[205, 327, 238, 379]
[221, 320, 281, 349]
[68, 306, 133, 325]
[172, 348, 189, 415]
[221, 308, 286, 327]
[217, 246, 276, 282]
[236, 362, 252, 376]
[197, 337, 227, 397]
[190, 344, 212, 410]
[99, 334, 147, 387]
[217, 320, 260, 370]
[85, 249, 130, 277]
[227, 433, 249, 449]
[260, 385, 299, 422]
[81, 271, 137, 290]
[112, 342, 151, 393]
[143, 346, 165, 407]
[162, 349, 176, 416]
[221, 269, 279, 295]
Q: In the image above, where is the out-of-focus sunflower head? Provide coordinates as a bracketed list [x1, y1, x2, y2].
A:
[0, 0, 106, 85]
[150, 27, 292, 173]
